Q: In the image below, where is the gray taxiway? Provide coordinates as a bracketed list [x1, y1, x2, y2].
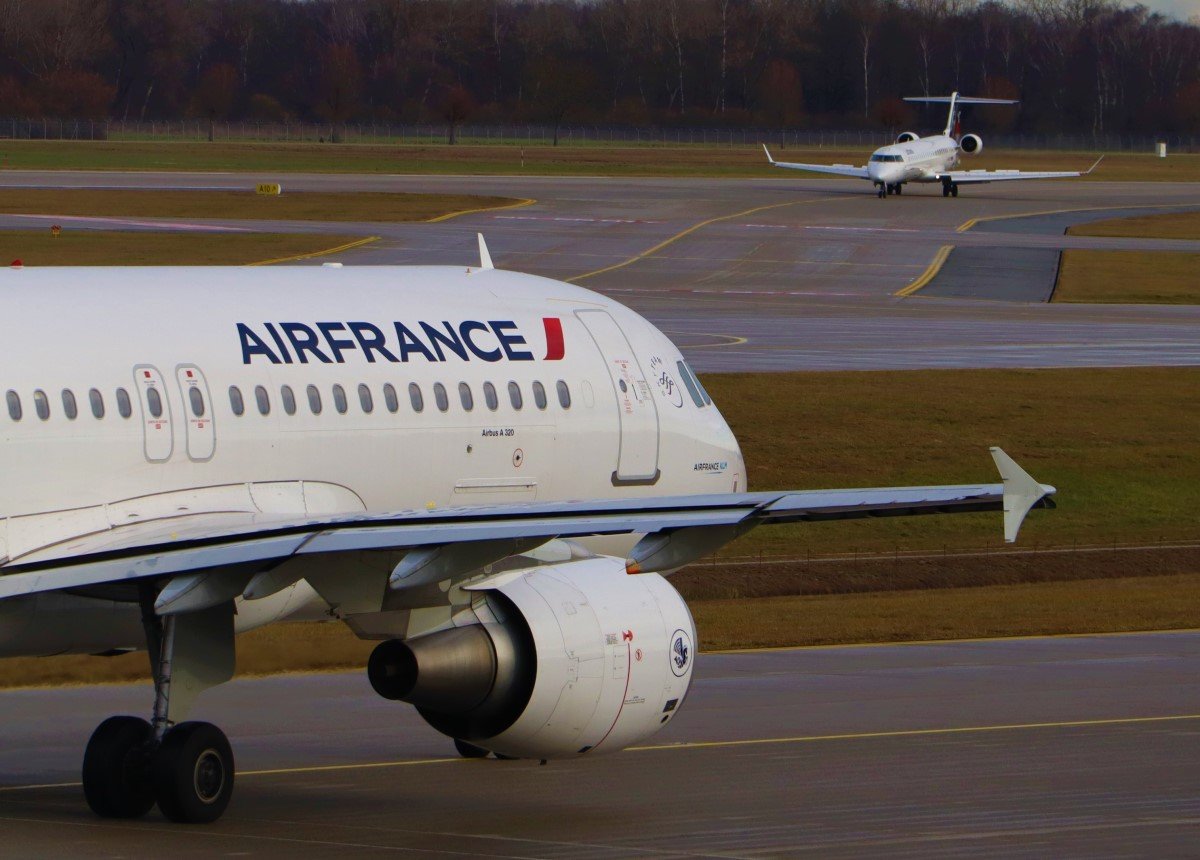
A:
[2, 631, 1199, 857]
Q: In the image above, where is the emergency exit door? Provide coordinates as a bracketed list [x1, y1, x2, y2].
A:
[575, 310, 660, 485]
[133, 364, 173, 463]
[176, 365, 216, 461]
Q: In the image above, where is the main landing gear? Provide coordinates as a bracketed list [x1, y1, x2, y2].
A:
[82, 592, 236, 823]
[941, 179, 959, 198]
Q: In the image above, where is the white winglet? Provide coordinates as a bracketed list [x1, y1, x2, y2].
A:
[990, 447, 1055, 543]
[477, 233, 494, 270]
[762, 144, 775, 165]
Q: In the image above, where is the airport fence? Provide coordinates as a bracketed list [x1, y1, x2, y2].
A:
[1, 117, 1196, 153]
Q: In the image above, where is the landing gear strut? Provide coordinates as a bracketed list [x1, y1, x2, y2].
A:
[941, 180, 959, 198]
[82, 590, 236, 823]
[876, 182, 886, 199]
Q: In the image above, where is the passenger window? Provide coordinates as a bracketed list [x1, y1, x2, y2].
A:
[383, 383, 399, 413]
[116, 387, 132, 418]
[408, 382, 424, 412]
[433, 382, 449, 412]
[532, 380, 547, 410]
[307, 384, 322, 415]
[227, 386, 243, 416]
[508, 381, 523, 410]
[62, 389, 78, 420]
[358, 383, 374, 414]
[332, 384, 348, 414]
[556, 380, 571, 409]
[6, 390, 21, 421]
[483, 381, 498, 411]
[459, 382, 474, 411]
[89, 388, 104, 419]
[281, 385, 296, 416]
[147, 387, 163, 418]
[254, 385, 269, 416]
[33, 389, 49, 420]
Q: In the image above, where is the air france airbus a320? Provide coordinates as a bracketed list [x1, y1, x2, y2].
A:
[0, 237, 1055, 823]
[765, 92, 1101, 198]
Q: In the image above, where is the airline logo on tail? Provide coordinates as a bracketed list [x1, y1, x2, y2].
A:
[237, 317, 566, 364]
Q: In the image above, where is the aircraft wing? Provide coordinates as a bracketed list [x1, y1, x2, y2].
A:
[939, 157, 1102, 185]
[0, 449, 1053, 604]
[763, 144, 870, 179]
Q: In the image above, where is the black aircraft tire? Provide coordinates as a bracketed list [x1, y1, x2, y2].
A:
[453, 738, 490, 758]
[951, 184, 959, 197]
[153, 722, 235, 824]
[82, 716, 156, 819]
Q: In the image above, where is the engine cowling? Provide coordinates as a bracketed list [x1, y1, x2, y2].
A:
[367, 556, 696, 758]
[895, 131, 919, 144]
[960, 133, 983, 154]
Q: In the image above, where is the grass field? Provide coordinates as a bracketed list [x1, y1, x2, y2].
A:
[0, 140, 1191, 180]
[704, 367, 1200, 556]
[1053, 210, 1200, 304]
[0, 229, 360, 265]
[1070, 209, 1200, 241]
[0, 189, 523, 223]
[4, 573, 1196, 688]
[1054, 250, 1200, 303]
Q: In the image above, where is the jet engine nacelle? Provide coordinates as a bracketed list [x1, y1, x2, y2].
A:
[895, 131, 920, 144]
[960, 133, 983, 154]
[367, 556, 696, 758]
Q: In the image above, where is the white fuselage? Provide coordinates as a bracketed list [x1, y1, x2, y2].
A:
[0, 265, 744, 570]
[867, 134, 960, 186]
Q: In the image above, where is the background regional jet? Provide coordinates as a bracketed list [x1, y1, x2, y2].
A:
[765, 92, 1101, 198]
[0, 237, 1054, 823]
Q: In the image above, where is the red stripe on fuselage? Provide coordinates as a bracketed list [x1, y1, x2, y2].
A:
[543, 317, 565, 360]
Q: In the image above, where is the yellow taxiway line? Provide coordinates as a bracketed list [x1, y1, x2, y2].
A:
[566, 196, 843, 284]
[245, 235, 380, 267]
[5, 711, 1196, 791]
[425, 197, 535, 223]
[629, 713, 1200, 753]
[894, 243, 953, 297]
[956, 201, 1199, 234]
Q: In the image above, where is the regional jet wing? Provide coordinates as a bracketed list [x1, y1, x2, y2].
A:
[763, 145, 870, 179]
[938, 156, 1102, 185]
[0, 449, 1053, 602]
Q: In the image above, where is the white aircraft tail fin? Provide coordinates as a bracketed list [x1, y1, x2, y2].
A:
[904, 92, 1019, 137]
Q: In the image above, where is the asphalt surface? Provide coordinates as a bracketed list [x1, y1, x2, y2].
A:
[923, 204, 1200, 302]
[2, 631, 1199, 857]
[1, 171, 1198, 372]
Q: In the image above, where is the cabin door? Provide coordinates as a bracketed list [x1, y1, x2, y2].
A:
[575, 310, 660, 485]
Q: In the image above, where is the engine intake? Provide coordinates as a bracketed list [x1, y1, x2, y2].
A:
[896, 131, 919, 144]
[960, 133, 983, 154]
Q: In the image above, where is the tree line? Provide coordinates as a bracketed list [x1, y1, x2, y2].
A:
[1, 0, 1197, 137]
